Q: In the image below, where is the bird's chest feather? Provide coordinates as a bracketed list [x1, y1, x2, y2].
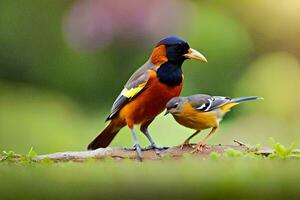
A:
[145, 75, 183, 109]
[121, 70, 182, 124]
[174, 103, 218, 130]
[157, 62, 183, 87]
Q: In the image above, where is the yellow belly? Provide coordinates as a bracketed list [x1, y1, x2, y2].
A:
[173, 103, 218, 130]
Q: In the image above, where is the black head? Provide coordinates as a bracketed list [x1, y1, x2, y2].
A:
[156, 36, 190, 64]
[153, 36, 207, 87]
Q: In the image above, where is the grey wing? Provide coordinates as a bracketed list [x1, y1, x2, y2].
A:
[106, 61, 156, 121]
[124, 61, 156, 88]
[188, 94, 231, 112]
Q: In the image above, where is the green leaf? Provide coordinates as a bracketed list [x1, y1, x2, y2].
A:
[224, 148, 242, 158]
[210, 152, 221, 160]
[27, 147, 38, 159]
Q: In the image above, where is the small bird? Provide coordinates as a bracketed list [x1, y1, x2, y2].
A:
[87, 36, 207, 160]
[165, 94, 262, 152]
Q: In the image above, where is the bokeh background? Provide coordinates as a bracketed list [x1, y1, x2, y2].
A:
[1, 0, 300, 154]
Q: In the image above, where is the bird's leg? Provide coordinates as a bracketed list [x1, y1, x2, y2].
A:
[192, 127, 218, 153]
[125, 128, 143, 161]
[139, 119, 168, 154]
[180, 130, 200, 149]
[141, 128, 169, 154]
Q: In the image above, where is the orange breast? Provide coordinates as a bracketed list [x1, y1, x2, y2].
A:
[173, 103, 218, 130]
[119, 70, 182, 127]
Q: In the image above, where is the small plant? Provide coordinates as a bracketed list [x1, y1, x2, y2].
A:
[0, 150, 20, 162]
[22, 147, 38, 163]
[0, 147, 38, 164]
[209, 152, 221, 160]
[269, 143, 296, 159]
[224, 148, 242, 158]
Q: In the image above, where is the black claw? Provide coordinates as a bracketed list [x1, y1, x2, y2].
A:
[141, 145, 169, 151]
[124, 144, 138, 151]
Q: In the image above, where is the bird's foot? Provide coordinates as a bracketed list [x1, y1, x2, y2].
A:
[124, 144, 139, 151]
[142, 145, 169, 151]
[179, 141, 192, 150]
[141, 144, 169, 155]
[191, 142, 210, 153]
[124, 144, 143, 161]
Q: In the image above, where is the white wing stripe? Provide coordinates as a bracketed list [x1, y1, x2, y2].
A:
[204, 98, 213, 111]
[197, 104, 206, 110]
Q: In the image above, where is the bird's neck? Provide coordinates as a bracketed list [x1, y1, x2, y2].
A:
[157, 61, 183, 87]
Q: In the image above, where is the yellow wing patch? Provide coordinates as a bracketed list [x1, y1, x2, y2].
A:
[121, 82, 147, 98]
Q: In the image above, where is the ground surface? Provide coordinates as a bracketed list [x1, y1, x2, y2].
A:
[34, 144, 252, 161]
[1, 143, 300, 199]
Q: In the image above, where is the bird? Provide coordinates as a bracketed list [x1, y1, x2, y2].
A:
[87, 36, 207, 160]
[165, 94, 262, 152]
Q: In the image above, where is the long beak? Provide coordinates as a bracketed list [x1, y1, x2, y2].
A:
[184, 48, 207, 62]
[164, 109, 170, 116]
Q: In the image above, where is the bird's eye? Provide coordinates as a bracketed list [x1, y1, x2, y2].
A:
[173, 103, 179, 108]
[175, 46, 182, 53]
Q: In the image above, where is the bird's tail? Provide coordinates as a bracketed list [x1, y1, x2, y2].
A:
[87, 119, 124, 150]
[221, 96, 263, 112]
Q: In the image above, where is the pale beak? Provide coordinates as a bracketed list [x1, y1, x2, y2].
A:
[164, 109, 170, 116]
[184, 48, 207, 62]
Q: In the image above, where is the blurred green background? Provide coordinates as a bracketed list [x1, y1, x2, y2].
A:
[0, 0, 300, 155]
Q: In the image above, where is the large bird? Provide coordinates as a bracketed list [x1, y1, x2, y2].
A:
[165, 94, 262, 152]
[87, 36, 207, 160]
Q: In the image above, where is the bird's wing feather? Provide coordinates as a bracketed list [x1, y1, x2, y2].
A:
[106, 61, 157, 120]
[188, 95, 231, 112]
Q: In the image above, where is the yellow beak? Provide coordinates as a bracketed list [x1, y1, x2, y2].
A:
[184, 48, 207, 62]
